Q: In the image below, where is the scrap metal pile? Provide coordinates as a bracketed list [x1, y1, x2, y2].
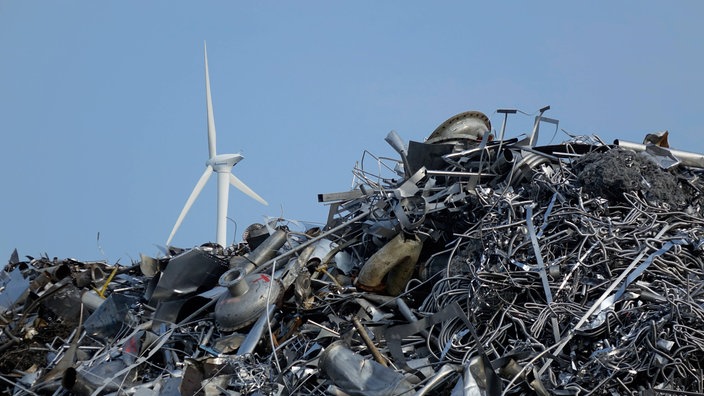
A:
[3, 108, 704, 395]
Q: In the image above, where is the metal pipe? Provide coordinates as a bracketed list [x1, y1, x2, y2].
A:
[254, 209, 370, 275]
[62, 360, 128, 395]
[231, 228, 289, 273]
[496, 109, 517, 154]
[396, 298, 429, 338]
[352, 316, 387, 366]
[236, 304, 275, 356]
[614, 139, 704, 168]
[80, 290, 105, 312]
[219, 268, 248, 296]
[426, 170, 496, 177]
[489, 148, 515, 177]
[528, 105, 550, 147]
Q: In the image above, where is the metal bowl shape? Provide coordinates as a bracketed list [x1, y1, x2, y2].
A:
[214, 268, 281, 331]
[426, 110, 492, 144]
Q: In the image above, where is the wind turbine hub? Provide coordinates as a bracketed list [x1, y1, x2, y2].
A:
[208, 153, 244, 172]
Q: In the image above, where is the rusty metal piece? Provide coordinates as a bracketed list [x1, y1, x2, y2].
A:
[352, 316, 387, 366]
[355, 232, 423, 296]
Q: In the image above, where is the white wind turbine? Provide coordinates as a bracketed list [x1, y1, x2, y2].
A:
[166, 43, 268, 248]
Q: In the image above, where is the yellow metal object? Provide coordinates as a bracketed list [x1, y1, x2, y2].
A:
[97, 265, 119, 298]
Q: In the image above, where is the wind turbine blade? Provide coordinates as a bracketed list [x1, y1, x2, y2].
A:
[166, 166, 214, 245]
[230, 173, 268, 206]
[204, 42, 217, 159]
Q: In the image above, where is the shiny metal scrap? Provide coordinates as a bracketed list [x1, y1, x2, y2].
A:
[3, 109, 704, 395]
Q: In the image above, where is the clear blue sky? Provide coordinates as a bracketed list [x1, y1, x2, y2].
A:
[1, 1, 702, 262]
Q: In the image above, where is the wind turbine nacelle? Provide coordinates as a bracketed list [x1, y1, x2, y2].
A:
[208, 154, 244, 172]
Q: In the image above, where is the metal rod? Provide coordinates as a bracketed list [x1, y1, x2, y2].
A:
[496, 109, 517, 155]
[528, 106, 550, 147]
[352, 316, 387, 367]
[237, 304, 275, 356]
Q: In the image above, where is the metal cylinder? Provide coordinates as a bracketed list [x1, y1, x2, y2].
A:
[219, 268, 249, 296]
[249, 229, 288, 267]
[489, 148, 515, 174]
[231, 228, 288, 273]
[236, 304, 275, 356]
[80, 290, 105, 312]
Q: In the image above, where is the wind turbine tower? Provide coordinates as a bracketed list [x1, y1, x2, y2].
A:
[166, 43, 268, 248]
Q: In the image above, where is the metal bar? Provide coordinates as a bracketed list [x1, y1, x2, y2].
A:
[528, 105, 550, 147]
[614, 139, 704, 168]
[317, 189, 365, 203]
[352, 316, 387, 366]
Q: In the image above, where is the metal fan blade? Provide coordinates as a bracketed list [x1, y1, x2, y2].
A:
[229, 173, 268, 206]
[166, 166, 214, 245]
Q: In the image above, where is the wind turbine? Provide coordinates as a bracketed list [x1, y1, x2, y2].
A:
[166, 43, 268, 248]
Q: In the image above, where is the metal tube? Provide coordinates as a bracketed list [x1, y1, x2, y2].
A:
[426, 170, 496, 177]
[80, 290, 105, 312]
[352, 316, 387, 366]
[232, 228, 289, 273]
[236, 304, 275, 356]
[219, 268, 249, 296]
[396, 297, 430, 338]
[528, 105, 550, 147]
[496, 109, 517, 155]
[614, 139, 704, 168]
[254, 209, 370, 275]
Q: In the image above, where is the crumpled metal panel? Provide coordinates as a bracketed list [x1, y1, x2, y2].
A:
[148, 247, 228, 305]
[0, 265, 28, 312]
[83, 293, 139, 342]
[319, 340, 414, 396]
